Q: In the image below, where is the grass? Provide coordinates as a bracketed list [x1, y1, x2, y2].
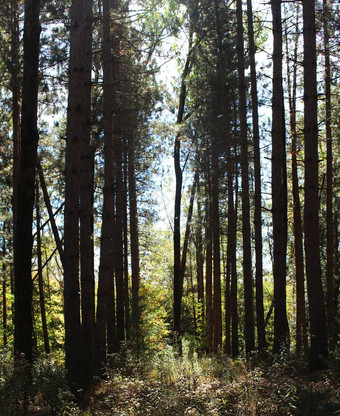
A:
[0, 343, 339, 415]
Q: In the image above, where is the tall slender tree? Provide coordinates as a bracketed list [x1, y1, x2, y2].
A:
[303, 0, 328, 369]
[96, 0, 115, 374]
[236, 0, 255, 354]
[284, 8, 307, 354]
[271, 0, 289, 354]
[323, 0, 335, 350]
[247, 0, 266, 351]
[14, 0, 41, 363]
[64, 0, 93, 388]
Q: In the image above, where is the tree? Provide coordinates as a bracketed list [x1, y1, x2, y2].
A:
[284, 6, 307, 354]
[303, 0, 328, 369]
[236, 0, 255, 354]
[247, 0, 266, 352]
[64, 0, 94, 389]
[271, 0, 289, 354]
[323, 0, 335, 350]
[173, 31, 194, 345]
[14, 0, 41, 363]
[95, 0, 116, 374]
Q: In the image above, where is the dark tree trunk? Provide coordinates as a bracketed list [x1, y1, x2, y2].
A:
[195, 173, 204, 322]
[323, 0, 335, 350]
[36, 182, 50, 354]
[213, 0, 237, 356]
[231, 169, 239, 357]
[211, 145, 222, 353]
[205, 166, 213, 352]
[247, 0, 266, 352]
[173, 39, 193, 343]
[64, 0, 92, 388]
[95, 0, 115, 375]
[236, 0, 255, 354]
[303, 0, 328, 370]
[114, 121, 125, 347]
[37, 161, 64, 267]
[271, 0, 289, 355]
[14, 0, 41, 363]
[128, 134, 141, 353]
[181, 171, 198, 277]
[285, 10, 307, 354]
[78, 0, 95, 385]
[123, 146, 130, 340]
[2, 225, 8, 346]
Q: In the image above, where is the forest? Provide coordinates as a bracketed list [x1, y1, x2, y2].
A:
[0, 0, 339, 414]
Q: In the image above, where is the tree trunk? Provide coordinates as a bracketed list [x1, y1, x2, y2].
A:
[303, 0, 328, 369]
[285, 8, 307, 354]
[323, 0, 335, 350]
[36, 182, 50, 354]
[195, 173, 204, 324]
[211, 145, 222, 353]
[173, 38, 193, 343]
[213, 0, 237, 356]
[123, 146, 130, 340]
[247, 0, 266, 352]
[14, 0, 41, 363]
[236, 0, 255, 354]
[78, 0, 95, 385]
[128, 134, 141, 353]
[205, 166, 213, 352]
[64, 0, 92, 388]
[271, 0, 289, 355]
[2, 225, 8, 346]
[96, 0, 115, 375]
[37, 161, 64, 267]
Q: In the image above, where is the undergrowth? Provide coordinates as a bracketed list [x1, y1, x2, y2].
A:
[0, 342, 339, 415]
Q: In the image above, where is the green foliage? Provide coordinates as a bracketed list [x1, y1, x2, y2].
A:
[0, 350, 77, 415]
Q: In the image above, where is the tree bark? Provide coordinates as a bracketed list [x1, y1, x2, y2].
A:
[14, 0, 41, 363]
[128, 134, 141, 353]
[96, 0, 115, 374]
[271, 0, 289, 355]
[237, 0, 255, 354]
[284, 8, 307, 354]
[247, 0, 266, 352]
[64, 0, 92, 388]
[36, 182, 50, 354]
[173, 38, 193, 343]
[323, 0, 335, 350]
[303, 0, 328, 369]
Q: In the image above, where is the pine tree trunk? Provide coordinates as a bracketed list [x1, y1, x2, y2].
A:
[96, 0, 115, 375]
[323, 0, 335, 350]
[36, 182, 50, 354]
[211, 146, 222, 353]
[236, 0, 255, 354]
[271, 0, 289, 355]
[247, 0, 266, 352]
[64, 0, 92, 388]
[128, 134, 141, 353]
[14, 0, 41, 363]
[213, 0, 237, 356]
[303, 0, 328, 369]
[173, 41, 193, 343]
[123, 148, 130, 340]
[205, 166, 213, 352]
[37, 162, 64, 267]
[285, 9, 307, 354]
[2, 225, 7, 346]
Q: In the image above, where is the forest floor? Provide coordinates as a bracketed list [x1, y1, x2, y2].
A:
[1, 345, 340, 415]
